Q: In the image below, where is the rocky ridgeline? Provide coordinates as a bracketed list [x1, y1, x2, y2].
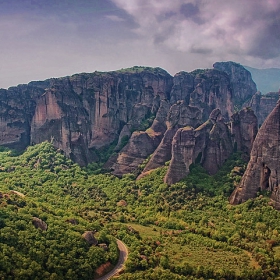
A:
[0, 61, 276, 186]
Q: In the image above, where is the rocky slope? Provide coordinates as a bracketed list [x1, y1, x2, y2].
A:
[0, 62, 262, 180]
[230, 99, 280, 209]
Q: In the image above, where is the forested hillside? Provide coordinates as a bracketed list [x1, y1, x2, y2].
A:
[1, 142, 280, 279]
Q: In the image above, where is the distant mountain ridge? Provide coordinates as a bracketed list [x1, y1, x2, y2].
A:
[244, 66, 280, 94]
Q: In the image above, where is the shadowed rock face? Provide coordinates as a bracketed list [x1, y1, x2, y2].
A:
[231, 108, 258, 159]
[229, 99, 280, 209]
[139, 102, 202, 176]
[31, 87, 93, 166]
[0, 67, 173, 166]
[164, 109, 231, 184]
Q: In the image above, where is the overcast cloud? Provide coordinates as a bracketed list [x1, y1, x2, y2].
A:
[0, 0, 279, 88]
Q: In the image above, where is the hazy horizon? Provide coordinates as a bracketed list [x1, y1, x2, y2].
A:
[1, 0, 280, 89]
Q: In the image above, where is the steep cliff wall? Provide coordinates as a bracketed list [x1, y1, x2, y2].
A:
[163, 108, 257, 185]
[0, 84, 45, 150]
[213, 61, 257, 107]
[231, 108, 258, 159]
[189, 69, 234, 121]
[0, 62, 260, 170]
[230, 99, 280, 209]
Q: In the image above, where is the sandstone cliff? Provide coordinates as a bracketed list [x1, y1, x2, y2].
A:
[0, 67, 173, 165]
[189, 69, 234, 121]
[164, 109, 231, 185]
[230, 108, 258, 159]
[230, 99, 280, 209]
[164, 108, 257, 185]
[213, 61, 257, 107]
[0, 62, 259, 171]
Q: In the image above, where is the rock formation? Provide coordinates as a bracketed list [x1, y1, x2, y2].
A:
[164, 109, 231, 184]
[230, 108, 258, 158]
[213, 61, 257, 107]
[32, 217, 48, 231]
[164, 108, 258, 185]
[189, 69, 234, 121]
[230, 99, 280, 208]
[31, 87, 93, 166]
[82, 231, 98, 246]
[0, 62, 260, 171]
[164, 127, 196, 185]
[140, 102, 201, 176]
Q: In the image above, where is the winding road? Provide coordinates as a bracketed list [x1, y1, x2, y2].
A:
[97, 239, 128, 280]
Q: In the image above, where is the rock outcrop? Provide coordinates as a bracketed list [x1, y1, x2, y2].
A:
[0, 67, 173, 165]
[31, 87, 93, 166]
[213, 61, 257, 107]
[0, 62, 260, 170]
[189, 69, 234, 121]
[231, 108, 258, 158]
[164, 127, 196, 185]
[32, 217, 48, 231]
[140, 102, 201, 176]
[163, 107, 258, 185]
[230, 99, 280, 208]
[82, 231, 98, 246]
[164, 109, 231, 184]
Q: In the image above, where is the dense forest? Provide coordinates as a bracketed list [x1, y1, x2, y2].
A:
[1, 142, 280, 279]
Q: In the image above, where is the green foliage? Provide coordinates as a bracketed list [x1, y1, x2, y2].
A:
[1, 144, 280, 279]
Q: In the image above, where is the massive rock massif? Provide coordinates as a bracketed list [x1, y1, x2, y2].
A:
[0, 61, 272, 184]
[0, 67, 173, 165]
[230, 99, 280, 209]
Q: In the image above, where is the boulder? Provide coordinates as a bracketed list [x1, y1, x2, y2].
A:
[32, 217, 48, 231]
[82, 231, 98, 246]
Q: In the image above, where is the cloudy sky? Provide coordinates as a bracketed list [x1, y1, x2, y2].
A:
[1, 0, 280, 89]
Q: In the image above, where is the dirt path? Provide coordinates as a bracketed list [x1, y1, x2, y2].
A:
[96, 239, 128, 280]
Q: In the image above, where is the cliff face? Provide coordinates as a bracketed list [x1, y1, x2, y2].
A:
[163, 108, 258, 185]
[0, 62, 259, 172]
[230, 100, 280, 209]
[0, 67, 173, 165]
[31, 87, 93, 166]
[231, 108, 258, 159]
[213, 61, 257, 107]
[189, 69, 234, 121]
[0, 84, 45, 150]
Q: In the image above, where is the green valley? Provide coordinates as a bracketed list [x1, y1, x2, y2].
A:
[0, 142, 280, 279]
